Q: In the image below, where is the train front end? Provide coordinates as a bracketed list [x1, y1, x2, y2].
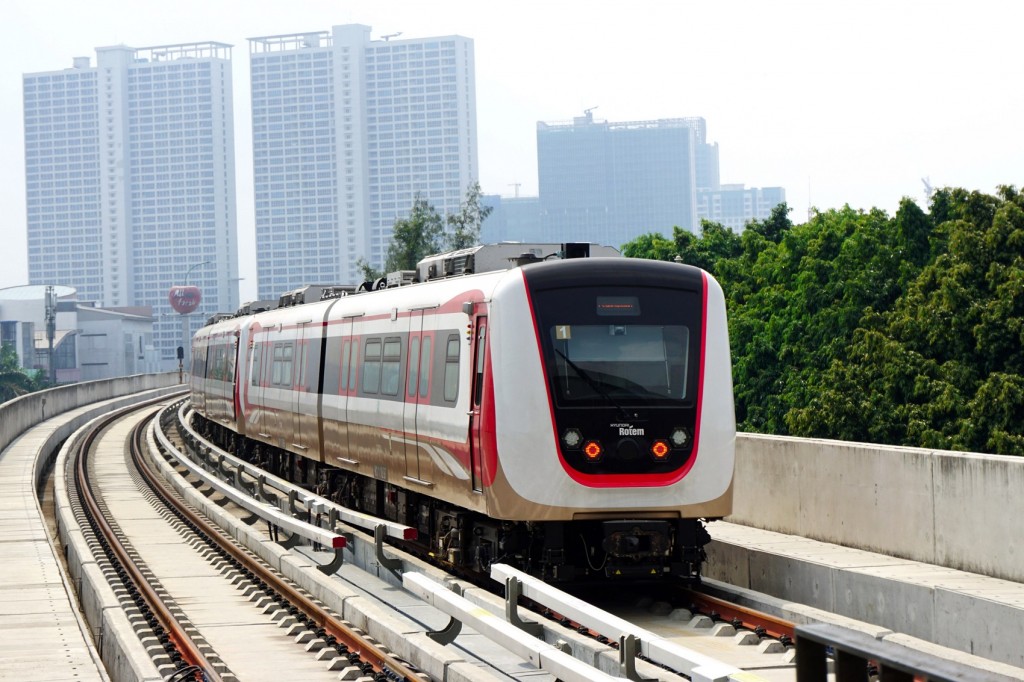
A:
[487, 257, 735, 579]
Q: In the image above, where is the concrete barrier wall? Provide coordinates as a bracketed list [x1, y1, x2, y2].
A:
[0, 373, 181, 458]
[730, 433, 1024, 583]
[7, 379, 1018, 584]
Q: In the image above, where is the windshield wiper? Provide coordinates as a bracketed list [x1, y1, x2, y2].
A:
[555, 348, 633, 419]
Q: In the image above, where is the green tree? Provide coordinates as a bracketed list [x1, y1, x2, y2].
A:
[383, 194, 445, 272]
[620, 232, 676, 261]
[0, 344, 41, 403]
[446, 182, 493, 251]
[725, 206, 905, 432]
[673, 221, 742, 275]
[354, 257, 381, 283]
[789, 188, 1024, 455]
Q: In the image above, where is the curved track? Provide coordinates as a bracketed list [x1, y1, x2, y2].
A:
[69, 398, 426, 681]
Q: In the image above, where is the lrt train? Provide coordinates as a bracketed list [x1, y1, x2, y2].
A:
[189, 243, 735, 581]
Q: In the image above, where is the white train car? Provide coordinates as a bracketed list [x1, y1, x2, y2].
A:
[192, 244, 735, 580]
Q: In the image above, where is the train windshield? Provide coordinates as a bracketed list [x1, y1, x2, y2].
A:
[533, 287, 702, 408]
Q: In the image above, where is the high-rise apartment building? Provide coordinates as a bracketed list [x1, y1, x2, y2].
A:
[23, 43, 239, 370]
[532, 112, 784, 246]
[249, 25, 478, 299]
[536, 112, 715, 246]
[697, 185, 787, 232]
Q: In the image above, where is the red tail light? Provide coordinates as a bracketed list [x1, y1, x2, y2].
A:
[583, 440, 603, 462]
[651, 440, 670, 460]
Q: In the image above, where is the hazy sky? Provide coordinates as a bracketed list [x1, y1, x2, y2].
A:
[3, 0, 1020, 302]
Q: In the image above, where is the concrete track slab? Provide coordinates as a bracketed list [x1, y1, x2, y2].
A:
[707, 520, 1024, 672]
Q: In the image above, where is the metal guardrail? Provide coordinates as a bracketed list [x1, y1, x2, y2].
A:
[152, 407, 349, 574]
[404, 571, 624, 682]
[172, 402, 415, 573]
[490, 564, 761, 682]
[178, 406, 417, 542]
[794, 623, 1017, 682]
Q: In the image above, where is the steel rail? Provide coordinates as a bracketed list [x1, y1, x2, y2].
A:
[681, 588, 796, 643]
[149, 403, 423, 681]
[74, 398, 219, 682]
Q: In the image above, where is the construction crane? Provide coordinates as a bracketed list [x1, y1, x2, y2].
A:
[381, 32, 403, 41]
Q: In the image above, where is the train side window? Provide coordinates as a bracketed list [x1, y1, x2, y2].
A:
[272, 343, 294, 386]
[407, 337, 420, 396]
[227, 340, 237, 383]
[282, 344, 294, 386]
[340, 339, 351, 394]
[473, 321, 487, 406]
[346, 340, 359, 391]
[296, 341, 306, 390]
[443, 334, 459, 402]
[419, 336, 432, 398]
[251, 342, 262, 386]
[271, 345, 283, 385]
[362, 338, 382, 394]
[381, 337, 401, 396]
[272, 346, 284, 382]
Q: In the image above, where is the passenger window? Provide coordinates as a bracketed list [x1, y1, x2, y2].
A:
[341, 339, 351, 394]
[251, 342, 261, 386]
[362, 339, 382, 394]
[407, 337, 420, 396]
[346, 340, 359, 391]
[444, 335, 460, 402]
[271, 344, 284, 385]
[281, 344, 294, 386]
[419, 336, 432, 398]
[381, 338, 401, 396]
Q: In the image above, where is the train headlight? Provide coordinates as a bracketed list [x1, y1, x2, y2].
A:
[562, 428, 583, 449]
[650, 440, 670, 460]
[670, 427, 690, 448]
[583, 440, 603, 462]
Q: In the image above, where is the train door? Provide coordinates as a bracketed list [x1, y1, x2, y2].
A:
[336, 315, 359, 464]
[249, 326, 268, 438]
[292, 322, 308, 452]
[229, 332, 240, 422]
[468, 316, 487, 492]
[402, 308, 431, 482]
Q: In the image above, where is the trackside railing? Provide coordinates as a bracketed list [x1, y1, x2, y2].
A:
[794, 623, 1018, 682]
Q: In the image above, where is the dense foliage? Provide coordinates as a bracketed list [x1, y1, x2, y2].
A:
[0, 344, 46, 403]
[360, 183, 494, 280]
[622, 187, 1024, 456]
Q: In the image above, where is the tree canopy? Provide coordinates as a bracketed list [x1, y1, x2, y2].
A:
[621, 188, 1024, 456]
[382, 194, 446, 273]
[445, 181, 493, 251]
[0, 344, 45, 403]
[370, 183, 494, 281]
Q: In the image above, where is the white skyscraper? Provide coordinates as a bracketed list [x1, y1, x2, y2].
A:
[249, 25, 478, 299]
[23, 43, 239, 369]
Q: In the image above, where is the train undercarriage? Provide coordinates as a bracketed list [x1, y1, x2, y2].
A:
[196, 416, 710, 582]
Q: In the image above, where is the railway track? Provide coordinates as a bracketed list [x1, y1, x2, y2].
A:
[54, 397, 993, 681]
[66, 398, 426, 681]
[161, 399, 800, 681]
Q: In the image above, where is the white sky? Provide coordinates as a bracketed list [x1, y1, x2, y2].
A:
[3, 0, 1020, 302]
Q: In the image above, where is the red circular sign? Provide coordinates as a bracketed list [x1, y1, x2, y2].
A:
[169, 285, 202, 314]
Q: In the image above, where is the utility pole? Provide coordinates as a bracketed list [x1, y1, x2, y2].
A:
[44, 285, 56, 385]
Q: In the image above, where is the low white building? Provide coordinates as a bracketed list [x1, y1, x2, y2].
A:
[0, 285, 158, 383]
[76, 306, 161, 381]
